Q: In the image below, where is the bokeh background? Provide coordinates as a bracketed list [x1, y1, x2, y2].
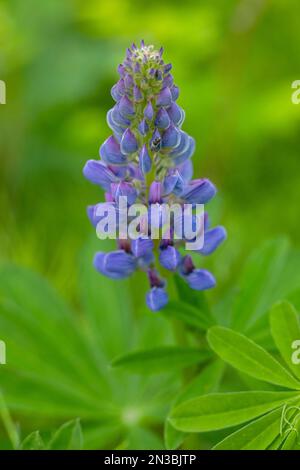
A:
[0, 0, 300, 450]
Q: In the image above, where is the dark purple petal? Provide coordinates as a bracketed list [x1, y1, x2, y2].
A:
[149, 181, 162, 203]
[156, 87, 172, 107]
[124, 73, 134, 89]
[170, 85, 179, 101]
[139, 144, 152, 174]
[117, 64, 126, 77]
[161, 124, 181, 149]
[138, 118, 149, 136]
[186, 269, 216, 290]
[131, 238, 154, 258]
[111, 79, 125, 101]
[154, 108, 170, 129]
[111, 105, 130, 127]
[167, 102, 185, 127]
[163, 73, 174, 88]
[144, 101, 154, 121]
[100, 136, 128, 165]
[146, 287, 169, 311]
[118, 95, 135, 117]
[150, 128, 161, 151]
[106, 110, 124, 136]
[172, 137, 195, 165]
[133, 85, 143, 101]
[111, 181, 137, 205]
[94, 250, 136, 279]
[182, 179, 216, 204]
[198, 226, 227, 255]
[159, 246, 181, 271]
[164, 63, 172, 73]
[83, 159, 118, 190]
[120, 128, 139, 154]
[163, 171, 178, 194]
[178, 160, 193, 182]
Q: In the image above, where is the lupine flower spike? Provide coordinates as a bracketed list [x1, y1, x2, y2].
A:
[83, 42, 226, 312]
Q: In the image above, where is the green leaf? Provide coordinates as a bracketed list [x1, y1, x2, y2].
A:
[48, 419, 83, 450]
[213, 408, 283, 450]
[169, 391, 299, 433]
[207, 326, 300, 389]
[270, 300, 300, 380]
[111, 347, 211, 374]
[19, 431, 45, 450]
[162, 301, 214, 331]
[165, 360, 225, 449]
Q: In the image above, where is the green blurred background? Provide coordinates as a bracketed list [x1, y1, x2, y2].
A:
[0, 0, 300, 450]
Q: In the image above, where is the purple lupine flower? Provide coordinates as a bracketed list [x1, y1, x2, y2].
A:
[83, 41, 226, 312]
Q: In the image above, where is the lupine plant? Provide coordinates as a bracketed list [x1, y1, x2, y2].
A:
[83, 42, 226, 311]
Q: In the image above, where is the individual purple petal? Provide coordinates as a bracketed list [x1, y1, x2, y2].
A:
[178, 160, 193, 182]
[111, 181, 137, 205]
[163, 171, 178, 194]
[118, 95, 135, 117]
[163, 73, 174, 88]
[111, 105, 131, 127]
[134, 62, 141, 73]
[181, 178, 216, 204]
[87, 205, 97, 227]
[131, 238, 154, 258]
[146, 287, 169, 311]
[198, 227, 227, 255]
[154, 108, 170, 129]
[106, 110, 124, 136]
[124, 73, 134, 89]
[111, 79, 125, 101]
[117, 64, 126, 77]
[133, 85, 143, 101]
[164, 63, 172, 73]
[144, 101, 154, 121]
[167, 102, 185, 127]
[156, 87, 172, 107]
[139, 144, 152, 174]
[149, 181, 162, 203]
[186, 269, 216, 290]
[94, 250, 136, 279]
[170, 85, 179, 101]
[159, 245, 181, 271]
[87, 202, 116, 228]
[138, 118, 149, 136]
[172, 137, 195, 165]
[154, 69, 163, 81]
[120, 128, 139, 154]
[83, 160, 118, 190]
[100, 136, 128, 165]
[180, 255, 195, 275]
[150, 128, 162, 151]
[161, 124, 181, 149]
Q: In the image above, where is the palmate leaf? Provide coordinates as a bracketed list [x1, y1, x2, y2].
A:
[231, 239, 300, 336]
[111, 347, 212, 374]
[165, 360, 225, 450]
[169, 391, 299, 433]
[213, 407, 284, 450]
[269, 301, 300, 380]
[207, 326, 300, 389]
[0, 241, 177, 449]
